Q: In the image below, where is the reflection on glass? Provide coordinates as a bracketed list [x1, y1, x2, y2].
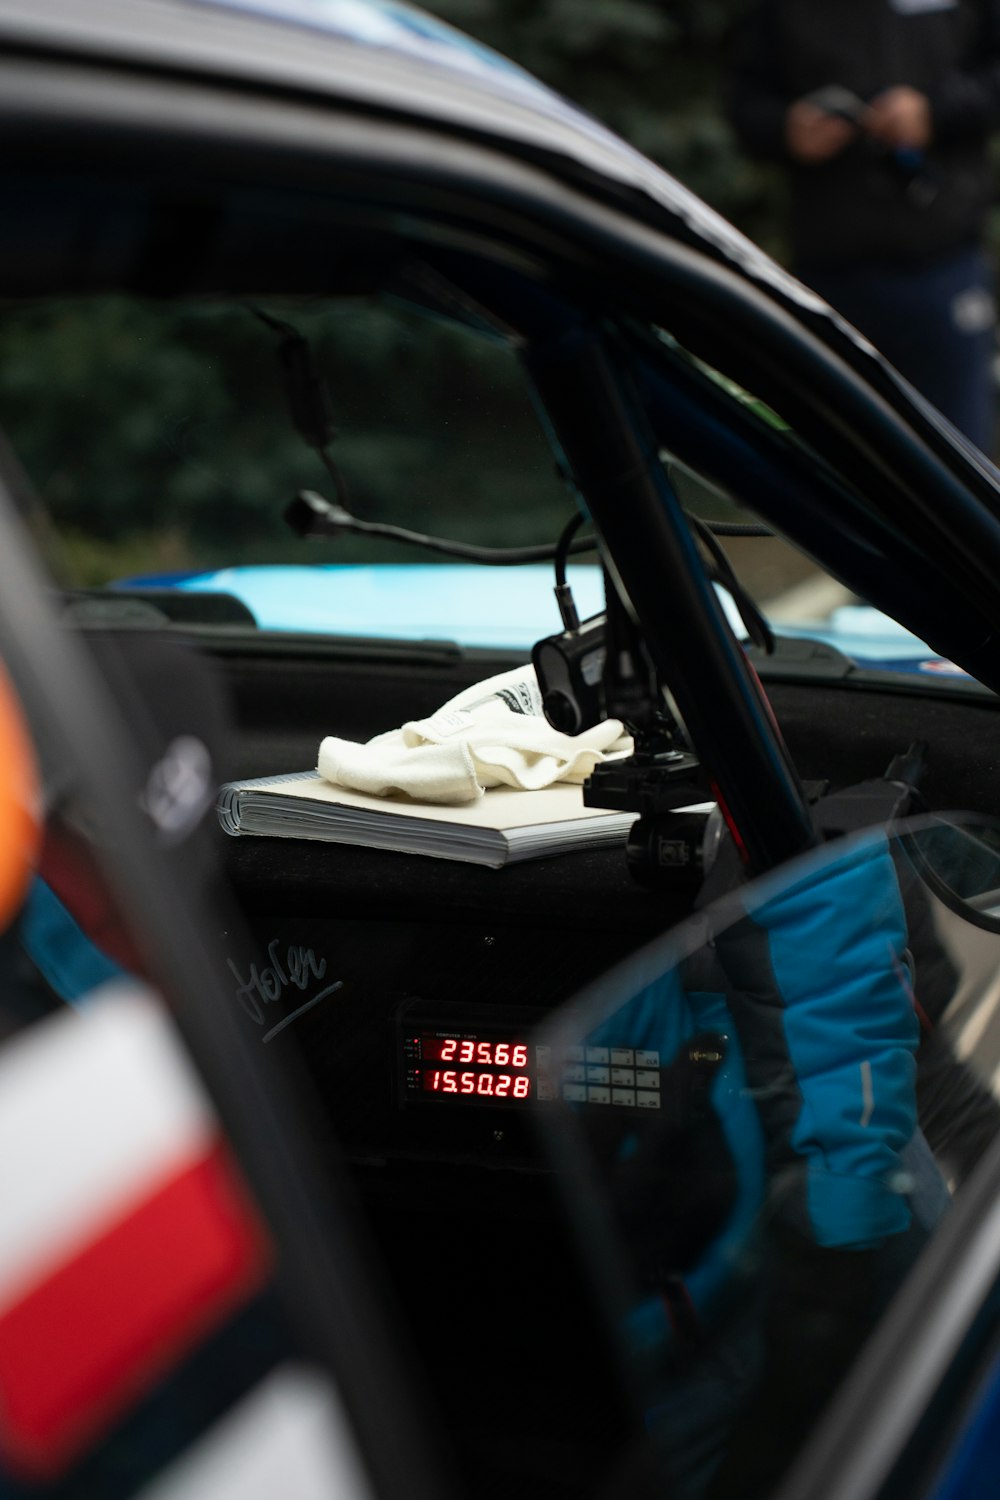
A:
[537, 816, 1000, 1499]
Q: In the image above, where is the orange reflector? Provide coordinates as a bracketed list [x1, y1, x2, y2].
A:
[0, 660, 41, 931]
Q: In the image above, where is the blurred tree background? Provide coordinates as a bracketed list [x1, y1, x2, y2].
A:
[0, 0, 782, 587]
[424, 0, 782, 254]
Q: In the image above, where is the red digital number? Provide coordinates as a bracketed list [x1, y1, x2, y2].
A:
[459, 1040, 475, 1063]
[494, 1043, 509, 1066]
[442, 1070, 458, 1093]
[429, 1070, 441, 1091]
[440, 1040, 457, 1061]
[513, 1076, 529, 1099]
[495, 1074, 511, 1097]
[477, 1042, 491, 1064]
[476, 1073, 495, 1096]
[512, 1044, 528, 1069]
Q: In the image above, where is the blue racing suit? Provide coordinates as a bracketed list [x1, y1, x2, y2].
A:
[574, 831, 947, 1497]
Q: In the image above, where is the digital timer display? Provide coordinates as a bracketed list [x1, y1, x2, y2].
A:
[396, 1005, 665, 1115]
[420, 1037, 529, 1068]
[401, 1026, 536, 1107]
[423, 1069, 531, 1099]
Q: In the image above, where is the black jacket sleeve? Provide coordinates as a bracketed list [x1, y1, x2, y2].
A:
[928, 0, 1000, 142]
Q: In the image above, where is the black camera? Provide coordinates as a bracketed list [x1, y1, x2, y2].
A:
[531, 613, 607, 736]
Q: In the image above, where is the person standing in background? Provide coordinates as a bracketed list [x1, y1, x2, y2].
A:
[724, 0, 1000, 453]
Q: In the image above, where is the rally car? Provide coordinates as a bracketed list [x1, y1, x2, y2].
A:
[3, 3, 1000, 1499]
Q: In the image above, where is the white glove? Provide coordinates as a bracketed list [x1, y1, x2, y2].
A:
[317, 666, 632, 804]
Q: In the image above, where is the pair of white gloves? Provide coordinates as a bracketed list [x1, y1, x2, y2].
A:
[317, 666, 632, 804]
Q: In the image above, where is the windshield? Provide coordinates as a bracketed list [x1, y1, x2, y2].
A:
[0, 291, 964, 683]
[1, 293, 592, 647]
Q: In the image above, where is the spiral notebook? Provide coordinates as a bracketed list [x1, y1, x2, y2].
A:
[217, 770, 642, 868]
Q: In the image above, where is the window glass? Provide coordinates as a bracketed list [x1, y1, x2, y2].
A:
[0, 292, 970, 676]
[0, 294, 583, 646]
[537, 814, 1000, 1496]
[661, 370, 972, 684]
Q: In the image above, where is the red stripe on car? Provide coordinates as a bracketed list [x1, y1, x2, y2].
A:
[0, 1140, 270, 1481]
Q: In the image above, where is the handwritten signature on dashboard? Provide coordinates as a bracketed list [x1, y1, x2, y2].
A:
[227, 938, 343, 1042]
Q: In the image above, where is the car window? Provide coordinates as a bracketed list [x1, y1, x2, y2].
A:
[656, 351, 975, 686]
[0, 293, 590, 647]
[5, 290, 939, 670]
[536, 813, 1000, 1498]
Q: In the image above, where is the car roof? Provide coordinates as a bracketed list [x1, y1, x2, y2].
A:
[0, 0, 824, 319]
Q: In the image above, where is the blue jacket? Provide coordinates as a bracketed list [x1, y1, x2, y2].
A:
[580, 832, 920, 1339]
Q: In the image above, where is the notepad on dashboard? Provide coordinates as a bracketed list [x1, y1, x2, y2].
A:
[216, 770, 645, 868]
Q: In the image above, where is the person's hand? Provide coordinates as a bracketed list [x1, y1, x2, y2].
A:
[865, 87, 933, 149]
[785, 99, 857, 162]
